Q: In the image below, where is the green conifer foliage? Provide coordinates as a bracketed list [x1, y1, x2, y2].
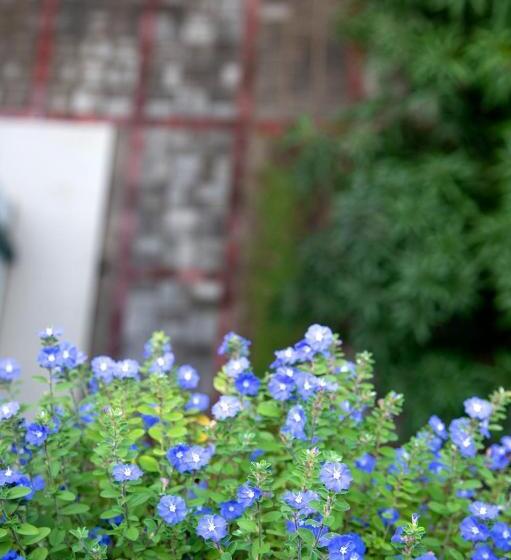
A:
[274, 0, 511, 433]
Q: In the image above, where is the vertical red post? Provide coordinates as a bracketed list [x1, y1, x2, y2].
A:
[108, 0, 160, 357]
[215, 0, 260, 360]
[31, 0, 60, 114]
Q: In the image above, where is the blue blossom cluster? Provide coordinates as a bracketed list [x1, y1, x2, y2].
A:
[2, 323, 511, 559]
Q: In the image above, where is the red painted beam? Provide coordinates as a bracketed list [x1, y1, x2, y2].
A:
[214, 0, 261, 367]
[108, 0, 160, 357]
[31, 0, 60, 114]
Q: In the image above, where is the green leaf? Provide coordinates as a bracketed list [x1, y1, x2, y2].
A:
[238, 518, 258, 533]
[16, 524, 40, 536]
[168, 425, 187, 439]
[6, 486, 32, 500]
[0, 529, 7, 539]
[57, 490, 76, 502]
[256, 401, 281, 418]
[22, 527, 50, 546]
[28, 548, 48, 560]
[148, 425, 163, 443]
[100, 507, 123, 519]
[129, 429, 145, 442]
[139, 455, 160, 473]
[60, 503, 90, 515]
[124, 527, 139, 541]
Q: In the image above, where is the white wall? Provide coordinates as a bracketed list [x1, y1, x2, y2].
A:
[0, 118, 115, 404]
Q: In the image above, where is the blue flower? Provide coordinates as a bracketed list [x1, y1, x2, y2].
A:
[167, 444, 190, 472]
[0, 467, 22, 486]
[428, 415, 448, 440]
[304, 324, 334, 353]
[91, 356, 116, 384]
[25, 424, 48, 447]
[144, 338, 172, 360]
[218, 332, 251, 357]
[185, 393, 210, 412]
[320, 462, 353, 493]
[272, 347, 299, 367]
[237, 484, 261, 508]
[182, 445, 214, 472]
[460, 516, 489, 542]
[391, 526, 404, 544]
[464, 398, 493, 421]
[115, 359, 139, 380]
[339, 401, 364, 424]
[149, 352, 175, 375]
[196, 514, 227, 542]
[294, 340, 314, 362]
[141, 413, 159, 429]
[212, 396, 242, 420]
[0, 359, 20, 382]
[157, 495, 187, 525]
[282, 490, 318, 514]
[281, 405, 307, 440]
[472, 545, 497, 560]
[378, 508, 399, 527]
[0, 401, 19, 421]
[59, 342, 79, 369]
[268, 374, 294, 401]
[220, 500, 244, 520]
[225, 357, 250, 378]
[450, 418, 476, 458]
[491, 522, 511, 551]
[1, 551, 25, 560]
[39, 326, 63, 340]
[37, 346, 63, 369]
[112, 464, 143, 482]
[469, 501, 499, 520]
[457, 488, 475, 499]
[177, 365, 200, 390]
[486, 444, 509, 470]
[234, 372, 260, 396]
[355, 453, 376, 474]
[416, 554, 437, 560]
[327, 533, 365, 560]
[295, 372, 318, 400]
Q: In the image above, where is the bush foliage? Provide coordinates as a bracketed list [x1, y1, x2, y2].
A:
[1, 326, 511, 559]
[268, 0, 511, 432]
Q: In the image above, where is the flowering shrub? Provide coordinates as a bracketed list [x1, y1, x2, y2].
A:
[0, 325, 511, 559]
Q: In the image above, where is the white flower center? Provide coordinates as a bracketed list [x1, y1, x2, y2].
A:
[332, 469, 341, 480]
[191, 453, 200, 463]
[5, 468, 12, 476]
[247, 490, 254, 498]
[480, 506, 487, 515]
[2, 405, 9, 414]
[295, 494, 303, 504]
[176, 452, 183, 458]
[157, 358, 165, 367]
[48, 355, 55, 362]
[100, 362, 107, 371]
[304, 382, 311, 390]
[35, 431, 42, 438]
[169, 504, 176, 512]
[229, 506, 234, 511]
[208, 521, 215, 532]
[471, 526, 479, 535]
[122, 363, 129, 372]
[124, 467, 132, 477]
[63, 351, 70, 359]
[340, 546, 348, 554]
[5, 363, 12, 373]
[293, 413, 301, 423]
[243, 381, 249, 388]
[473, 403, 482, 412]
[279, 384, 286, 391]
[462, 437, 471, 448]
[220, 402, 229, 411]
[503, 530, 510, 538]
[184, 372, 192, 380]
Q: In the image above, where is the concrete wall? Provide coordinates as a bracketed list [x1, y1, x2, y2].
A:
[0, 118, 114, 403]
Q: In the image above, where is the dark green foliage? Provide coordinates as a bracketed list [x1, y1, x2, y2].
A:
[267, 0, 511, 433]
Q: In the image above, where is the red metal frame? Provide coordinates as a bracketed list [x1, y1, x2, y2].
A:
[31, 0, 60, 115]
[10, 0, 364, 360]
[214, 0, 261, 364]
[108, 0, 161, 357]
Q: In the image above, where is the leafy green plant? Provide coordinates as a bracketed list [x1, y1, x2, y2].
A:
[263, 0, 511, 433]
[0, 325, 511, 559]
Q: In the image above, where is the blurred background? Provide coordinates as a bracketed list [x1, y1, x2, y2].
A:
[0, 0, 510, 435]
